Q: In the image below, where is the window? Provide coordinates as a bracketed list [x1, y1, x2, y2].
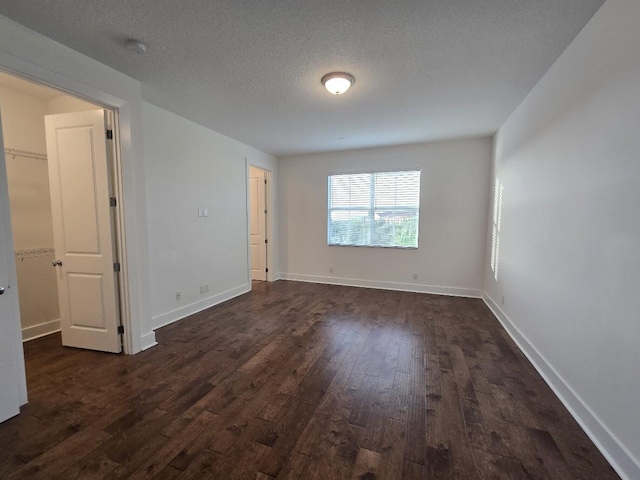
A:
[490, 178, 504, 280]
[328, 170, 421, 248]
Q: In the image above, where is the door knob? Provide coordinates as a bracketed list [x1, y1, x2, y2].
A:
[52, 259, 63, 267]
[0, 286, 5, 295]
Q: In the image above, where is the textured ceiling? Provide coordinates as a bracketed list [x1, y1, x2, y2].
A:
[0, 0, 605, 156]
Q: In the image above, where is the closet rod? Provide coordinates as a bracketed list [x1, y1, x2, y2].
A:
[3, 147, 47, 161]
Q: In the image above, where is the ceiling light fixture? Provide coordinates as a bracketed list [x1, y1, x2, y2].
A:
[126, 39, 147, 55]
[321, 72, 355, 95]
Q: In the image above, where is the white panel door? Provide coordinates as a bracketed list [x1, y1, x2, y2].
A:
[249, 166, 267, 281]
[0, 113, 23, 422]
[45, 110, 121, 353]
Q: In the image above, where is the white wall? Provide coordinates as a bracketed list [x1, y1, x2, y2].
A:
[143, 102, 278, 332]
[483, 0, 640, 478]
[279, 138, 492, 296]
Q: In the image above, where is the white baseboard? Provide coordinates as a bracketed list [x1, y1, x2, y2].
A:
[280, 273, 482, 298]
[482, 292, 639, 480]
[140, 331, 157, 351]
[151, 284, 251, 331]
[22, 319, 61, 342]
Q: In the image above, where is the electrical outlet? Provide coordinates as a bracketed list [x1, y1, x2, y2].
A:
[204, 284, 209, 293]
[203, 208, 208, 217]
[501, 295, 505, 305]
[176, 292, 181, 300]
[413, 273, 418, 280]
[329, 266, 334, 273]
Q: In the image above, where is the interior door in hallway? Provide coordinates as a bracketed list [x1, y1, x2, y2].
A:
[249, 166, 267, 281]
[0, 113, 24, 422]
[45, 110, 121, 353]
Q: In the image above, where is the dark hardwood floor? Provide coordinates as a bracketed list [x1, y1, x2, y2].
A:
[0, 281, 619, 479]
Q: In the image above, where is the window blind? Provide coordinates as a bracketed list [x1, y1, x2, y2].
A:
[490, 178, 504, 280]
[328, 170, 421, 248]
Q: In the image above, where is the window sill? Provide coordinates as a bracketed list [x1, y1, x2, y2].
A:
[328, 243, 418, 250]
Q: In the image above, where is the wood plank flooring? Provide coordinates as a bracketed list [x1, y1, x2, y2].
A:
[0, 281, 619, 479]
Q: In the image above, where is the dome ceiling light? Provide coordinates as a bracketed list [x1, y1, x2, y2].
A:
[321, 72, 355, 95]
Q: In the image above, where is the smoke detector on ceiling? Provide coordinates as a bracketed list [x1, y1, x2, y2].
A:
[125, 39, 147, 55]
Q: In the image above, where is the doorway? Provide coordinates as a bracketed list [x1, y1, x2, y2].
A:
[248, 165, 269, 281]
[0, 72, 125, 361]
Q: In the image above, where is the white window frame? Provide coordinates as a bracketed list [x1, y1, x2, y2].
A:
[327, 169, 421, 249]
[491, 178, 504, 280]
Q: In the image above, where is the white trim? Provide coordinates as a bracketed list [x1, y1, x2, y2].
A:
[21, 319, 60, 342]
[482, 292, 639, 480]
[140, 332, 157, 351]
[280, 273, 482, 298]
[109, 110, 137, 355]
[151, 284, 251, 331]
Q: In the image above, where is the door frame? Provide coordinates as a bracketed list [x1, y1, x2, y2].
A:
[245, 160, 274, 285]
[0, 66, 139, 356]
[1, 75, 129, 352]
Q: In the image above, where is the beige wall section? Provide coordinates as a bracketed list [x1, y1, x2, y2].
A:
[0, 85, 52, 249]
[46, 95, 97, 115]
[0, 84, 59, 339]
[0, 79, 99, 341]
[0, 85, 47, 152]
[278, 138, 492, 296]
[4, 157, 53, 250]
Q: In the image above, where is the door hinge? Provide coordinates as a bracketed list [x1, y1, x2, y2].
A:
[106, 129, 113, 140]
[113, 262, 121, 272]
[117, 325, 125, 335]
[264, 239, 268, 244]
[266, 268, 269, 273]
[110, 197, 117, 207]
[264, 179, 267, 184]
[264, 209, 267, 214]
